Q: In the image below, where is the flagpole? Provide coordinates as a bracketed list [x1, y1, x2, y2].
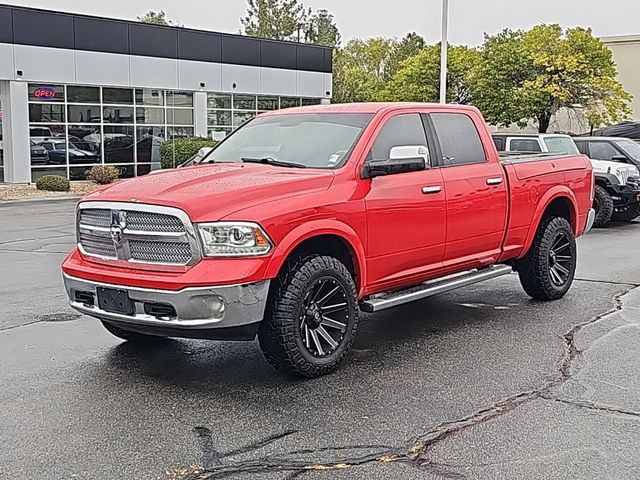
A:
[439, 0, 449, 104]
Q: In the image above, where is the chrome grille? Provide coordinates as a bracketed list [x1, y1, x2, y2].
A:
[77, 203, 199, 269]
[620, 168, 636, 185]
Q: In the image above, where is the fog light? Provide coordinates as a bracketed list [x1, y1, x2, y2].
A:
[205, 295, 226, 319]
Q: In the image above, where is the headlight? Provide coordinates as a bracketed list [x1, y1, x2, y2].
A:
[196, 222, 273, 257]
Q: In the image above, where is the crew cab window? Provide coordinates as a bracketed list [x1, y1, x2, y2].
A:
[492, 137, 505, 152]
[544, 137, 580, 155]
[509, 139, 541, 152]
[369, 114, 428, 162]
[575, 141, 589, 156]
[431, 113, 486, 165]
[588, 142, 621, 161]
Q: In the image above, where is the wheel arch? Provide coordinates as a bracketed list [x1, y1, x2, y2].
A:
[522, 188, 578, 256]
[265, 221, 366, 297]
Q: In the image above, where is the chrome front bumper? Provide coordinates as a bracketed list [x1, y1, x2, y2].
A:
[63, 274, 270, 331]
[584, 208, 596, 235]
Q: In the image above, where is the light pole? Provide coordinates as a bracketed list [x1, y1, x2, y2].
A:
[439, 0, 449, 104]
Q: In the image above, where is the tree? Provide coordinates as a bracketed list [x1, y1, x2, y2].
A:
[383, 44, 480, 104]
[305, 9, 341, 47]
[137, 10, 182, 27]
[473, 25, 632, 132]
[332, 38, 395, 103]
[384, 32, 426, 80]
[241, 0, 308, 41]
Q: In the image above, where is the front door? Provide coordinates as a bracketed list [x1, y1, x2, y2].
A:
[364, 112, 447, 289]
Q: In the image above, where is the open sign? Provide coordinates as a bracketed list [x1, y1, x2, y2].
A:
[34, 86, 57, 100]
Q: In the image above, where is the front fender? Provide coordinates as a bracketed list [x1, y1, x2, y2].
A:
[264, 220, 367, 297]
[521, 186, 579, 256]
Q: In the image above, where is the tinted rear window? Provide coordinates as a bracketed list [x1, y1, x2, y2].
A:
[431, 113, 486, 166]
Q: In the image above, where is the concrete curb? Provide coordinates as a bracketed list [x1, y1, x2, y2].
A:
[0, 194, 83, 206]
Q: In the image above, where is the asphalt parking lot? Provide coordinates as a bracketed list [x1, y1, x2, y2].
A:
[1, 199, 640, 480]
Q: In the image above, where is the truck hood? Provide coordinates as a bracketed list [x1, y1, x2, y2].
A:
[81, 163, 335, 222]
[590, 159, 639, 184]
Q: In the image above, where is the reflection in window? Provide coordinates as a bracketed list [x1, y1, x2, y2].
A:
[103, 88, 134, 105]
[103, 106, 134, 124]
[68, 105, 101, 123]
[167, 109, 194, 125]
[280, 97, 301, 109]
[169, 127, 194, 138]
[233, 95, 257, 110]
[233, 111, 255, 126]
[135, 89, 164, 106]
[207, 94, 231, 109]
[28, 84, 64, 102]
[136, 107, 165, 125]
[31, 167, 67, 182]
[104, 126, 134, 163]
[67, 86, 100, 104]
[208, 127, 232, 141]
[207, 110, 232, 126]
[166, 91, 193, 107]
[136, 126, 165, 164]
[258, 97, 279, 110]
[29, 104, 65, 123]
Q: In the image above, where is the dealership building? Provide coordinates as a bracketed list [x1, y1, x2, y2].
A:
[0, 4, 333, 183]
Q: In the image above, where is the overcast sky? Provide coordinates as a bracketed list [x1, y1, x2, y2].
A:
[4, 0, 640, 45]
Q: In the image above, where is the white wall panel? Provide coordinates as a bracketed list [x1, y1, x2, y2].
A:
[14, 45, 75, 83]
[178, 60, 222, 92]
[75, 51, 130, 87]
[130, 56, 178, 90]
[0, 43, 14, 80]
[297, 71, 325, 98]
[323, 73, 333, 98]
[261, 67, 297, 96]
[221, 64, 260, 94]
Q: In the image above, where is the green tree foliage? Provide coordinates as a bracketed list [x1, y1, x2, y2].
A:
[160, 137, 217, 169]
[384, 32, 426, 80]
[305, 9, 341, 47]
[241, 0, 307, 41]
[473, 25, 632, 132]
[137, 10, 181, 27]
[383, 44, 481, 104]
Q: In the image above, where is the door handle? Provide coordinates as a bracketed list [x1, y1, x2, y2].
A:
[422, 185, 442, 194]
[486, 177, 504, 186]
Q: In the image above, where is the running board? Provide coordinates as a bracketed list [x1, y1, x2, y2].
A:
[360, 265, 513, 313]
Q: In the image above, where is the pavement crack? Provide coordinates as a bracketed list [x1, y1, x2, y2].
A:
[574, 278, 640, 287]
[540, 395, 640, 419]
[0, 313, 81, 332]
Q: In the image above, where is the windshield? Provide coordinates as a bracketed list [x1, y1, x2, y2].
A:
[205, 113, 372, 168]
[543, 137, 580, 155]
[615, 139, 640, 161]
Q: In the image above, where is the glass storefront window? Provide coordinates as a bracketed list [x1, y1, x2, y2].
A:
[103, 106, 134, 124]
[233, 111, 255, 126]
[29, 104, 65, 123]
[168, 127, 194, 138]
[302, 98, 322, 106]
[136, 126, 165, 164]
[68, 125, 102, 161]
[67, 86, 100, 104]
[31, 167, 67, 182]
[280, 97, 301, 109]
[208, 127, 232, 141]
[103, 88, 134, 105]
[233, 95, 257, 110]
[136, 164, 153, 176]
[68, 105, 101, 123]
[207, 110, 231, 127]
[28, 84, 64, 102]
[166, 91, 193, 107]
[258, 96, 279, 110]
[104, 126, 134, 163]
[135, 89, 164, 106]
[167, 109, 194, 125]
[136, 107, 165, 125]
[207, 94, 231, 109]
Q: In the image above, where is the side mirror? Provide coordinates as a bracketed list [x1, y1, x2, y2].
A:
[362, 145, 429, 179]
[611, 155, 629, 163]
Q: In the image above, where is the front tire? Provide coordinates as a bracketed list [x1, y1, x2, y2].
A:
[593, 185, 614, 228]
[517, 217, 577, 301]
[101, 321, 168, 343]
[258, 255, 359, 378]
[612, 202, 640, 222]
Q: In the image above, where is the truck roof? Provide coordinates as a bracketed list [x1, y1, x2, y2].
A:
[260, 102, 481, 116]
[492, 133, 571, 139]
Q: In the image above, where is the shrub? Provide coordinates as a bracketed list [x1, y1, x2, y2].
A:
[160, 137, 217, 169]
[35, 175, 70, 192]
[88, 165, 119, 185]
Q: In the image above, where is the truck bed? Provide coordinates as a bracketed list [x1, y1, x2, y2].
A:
[499, 152, 578, 164]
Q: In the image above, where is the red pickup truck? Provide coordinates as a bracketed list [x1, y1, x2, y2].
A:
[62, 103, 594, 377]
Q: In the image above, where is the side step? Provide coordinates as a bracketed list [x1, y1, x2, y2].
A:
[360, 265, 513, 313]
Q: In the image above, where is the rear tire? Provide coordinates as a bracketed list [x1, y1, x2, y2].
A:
[101, 321, 168, 343]
[258, 255, 359, 378]
[612, 202, 640, 222]
[517, 217, 576, 301]
[593, 185, 614, 228]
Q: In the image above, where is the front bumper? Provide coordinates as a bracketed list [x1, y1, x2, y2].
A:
[608, 184, 640, 208]
[63, 274, 270, 339]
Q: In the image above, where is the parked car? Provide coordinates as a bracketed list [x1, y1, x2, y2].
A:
[573, 136, 640, 168]
[62, 104, 594, 378]
[29, 140, 49, 165]
[493, 133, 640, 227]
[38, 140, 99, 165]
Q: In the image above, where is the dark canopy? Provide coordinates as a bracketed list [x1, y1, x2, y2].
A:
[584, 122, 640, 140]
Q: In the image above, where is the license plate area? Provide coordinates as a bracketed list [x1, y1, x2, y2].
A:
[96, 287, 135, 315]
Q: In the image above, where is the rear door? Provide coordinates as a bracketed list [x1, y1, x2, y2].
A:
[364, 112, 446, 288]
[429, 112, 508, 267]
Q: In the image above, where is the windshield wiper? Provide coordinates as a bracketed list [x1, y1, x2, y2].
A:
[241, 157, 307, 168]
